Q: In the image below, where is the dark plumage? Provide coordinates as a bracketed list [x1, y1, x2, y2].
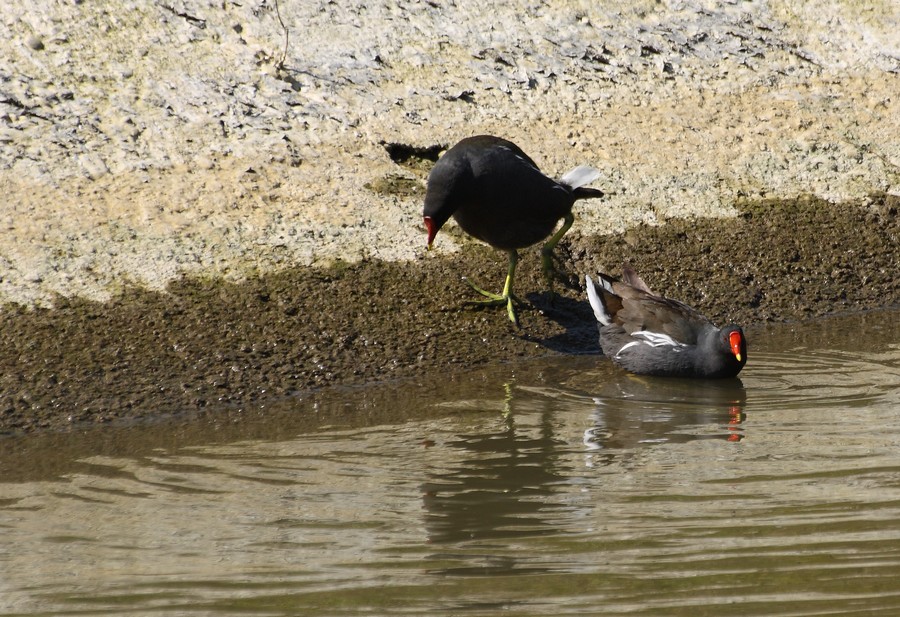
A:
[585, 266, 747, 378]
[423, 135, 604, 325]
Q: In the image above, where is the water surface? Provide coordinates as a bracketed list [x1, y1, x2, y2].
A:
[1, 310, 899, 616]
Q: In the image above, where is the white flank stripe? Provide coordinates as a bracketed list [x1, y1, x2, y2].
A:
[515, 154, 541, 172]
[498, 146, 541, 173]
[614, 341, 641, 359]
[632, 330, 685, 348]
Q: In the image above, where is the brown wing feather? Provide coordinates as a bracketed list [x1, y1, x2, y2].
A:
[607, 272, 712, 344]
[621, 264, 654, 294]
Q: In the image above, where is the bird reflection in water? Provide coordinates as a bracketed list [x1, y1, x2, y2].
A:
[418, 369, 746, 573]
[420, 380, 567, 555]
[583, 374, 747, 466]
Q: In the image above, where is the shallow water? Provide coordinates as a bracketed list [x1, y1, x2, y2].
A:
[1, 310, 899, 616]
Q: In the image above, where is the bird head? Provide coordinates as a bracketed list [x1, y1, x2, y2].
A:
[424, 216, 439, 249]
[422, 193, 454, 249]
[725, 327, 747, 364]
[422, 149, 468, 250]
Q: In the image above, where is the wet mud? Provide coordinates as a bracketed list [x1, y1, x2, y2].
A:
[0, 194, 897, 435]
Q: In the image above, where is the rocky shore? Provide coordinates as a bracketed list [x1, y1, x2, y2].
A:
[0, 1, 897, 433]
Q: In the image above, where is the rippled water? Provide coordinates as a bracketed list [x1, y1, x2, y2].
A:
[1, 310, 899, 616]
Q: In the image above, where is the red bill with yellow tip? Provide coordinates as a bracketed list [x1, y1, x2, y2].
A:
[729, 330, 744, 362]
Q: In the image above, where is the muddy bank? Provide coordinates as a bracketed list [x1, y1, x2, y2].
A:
[1, 194, 896, 435]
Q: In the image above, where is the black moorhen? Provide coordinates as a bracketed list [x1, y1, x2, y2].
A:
[584, 266, 747, 378]
[423, 135, 604, 325]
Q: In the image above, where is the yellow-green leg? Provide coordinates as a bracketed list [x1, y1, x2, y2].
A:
[541, 213, 574, 284]
[465, 249, 521, 326]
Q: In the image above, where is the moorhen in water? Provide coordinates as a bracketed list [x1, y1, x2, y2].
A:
[423, 135, 604, 325]
[585, 266, 747, 378]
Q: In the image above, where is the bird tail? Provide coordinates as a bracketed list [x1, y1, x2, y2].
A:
[561, 165, 600, 189]
[560, 165, 603, 200]
[573, 186, 604, 200]
[584, 274, 613, 326]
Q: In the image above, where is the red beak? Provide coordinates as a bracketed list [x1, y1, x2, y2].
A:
[424, 216, 438, 249]
[729, 331, 744, 363]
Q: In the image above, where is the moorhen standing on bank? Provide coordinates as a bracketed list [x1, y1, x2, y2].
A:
[585, 266, 747, 378]
[423, 135, 604, 325]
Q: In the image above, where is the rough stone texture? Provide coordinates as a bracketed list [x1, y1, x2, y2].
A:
[1, 0, 897, 305]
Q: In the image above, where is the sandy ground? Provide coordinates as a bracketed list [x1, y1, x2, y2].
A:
[0, 1, 898, 433]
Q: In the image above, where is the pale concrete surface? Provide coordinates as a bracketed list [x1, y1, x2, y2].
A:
[1, 0, 898, 305]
